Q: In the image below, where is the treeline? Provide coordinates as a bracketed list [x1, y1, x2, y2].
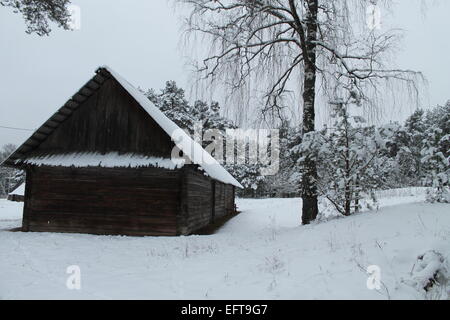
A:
[249, 101, 449, 211]
[285, 99, 449, 215]
[1, 81, 448, 212]
[0, 144, 23, 197]
[147, 81, 449, 211]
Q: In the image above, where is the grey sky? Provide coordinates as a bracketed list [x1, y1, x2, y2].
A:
[0, 0, 449, 147]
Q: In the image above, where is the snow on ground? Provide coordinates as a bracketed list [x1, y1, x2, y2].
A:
[0, 198, 23, 221]
[0, 190, 448, 300]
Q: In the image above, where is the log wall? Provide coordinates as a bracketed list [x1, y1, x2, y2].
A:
[183, 167, 213, 233]
[182, 166, 236, 234]
[23, 166, 181, 236]
[22, 165, 236, 236]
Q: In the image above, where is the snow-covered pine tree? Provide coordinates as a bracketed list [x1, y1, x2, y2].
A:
[225, 162, 266, 197]
[421, 103, 450, 203]
[393, 109, 427, 186]
[264, 121, 301, 198]
[298, 94, 397, 216]
[145, 81, 195, 132]
[145, 81, 236, 138]
[1, 0, 72, 36]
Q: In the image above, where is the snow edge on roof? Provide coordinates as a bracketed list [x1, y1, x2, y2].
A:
[20, 152, 186, 170]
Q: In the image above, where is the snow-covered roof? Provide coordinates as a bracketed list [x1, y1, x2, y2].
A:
[104, 66, 243, 188]
[2, 66, 243, 188]
[9, 183, 25, 196]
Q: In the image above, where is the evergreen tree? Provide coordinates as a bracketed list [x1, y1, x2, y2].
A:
[1, 0, 72, 36]
[145, 81, 194, 132]
[393, 109, 427, 186]
[265, 121, 301, 198]
[298, 96, 397, 216]
[421, 103, 450, 202]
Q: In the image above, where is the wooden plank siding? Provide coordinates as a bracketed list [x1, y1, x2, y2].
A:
[182, 166, 214, 234]
[214, 182, 226, 219]
[22, 165, 236, 236]
[215, 180, 235, 219]
[23, 166, 182, 236]
[182, 166, 236, 234]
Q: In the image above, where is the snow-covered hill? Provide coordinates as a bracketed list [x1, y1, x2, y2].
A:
[0, 191, 448, 300]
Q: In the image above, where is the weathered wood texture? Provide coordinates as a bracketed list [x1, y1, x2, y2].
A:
[183, 167, 213, 234]
[22, 165, 236, 236]
[182, 166, 235, 234]
[23, 166, 182, 236]
[214, 181, 234, 220]
[30, 77, 175, 158]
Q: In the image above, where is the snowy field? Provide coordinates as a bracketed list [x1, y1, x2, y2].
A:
[0, 189, 448, 300]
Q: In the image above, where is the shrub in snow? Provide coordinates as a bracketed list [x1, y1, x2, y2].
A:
[426, 187, 450, 204]
[403, 250, 449, 300]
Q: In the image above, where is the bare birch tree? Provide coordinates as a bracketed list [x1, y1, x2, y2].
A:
[177, 0, 423, 224]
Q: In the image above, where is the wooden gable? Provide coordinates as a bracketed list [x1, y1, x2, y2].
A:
[25, 77, 175, 159]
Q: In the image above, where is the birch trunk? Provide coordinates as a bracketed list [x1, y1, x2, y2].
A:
[301, 0, 319, 225]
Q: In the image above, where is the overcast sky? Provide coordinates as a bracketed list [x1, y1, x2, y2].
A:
[0, 0, 449, 147]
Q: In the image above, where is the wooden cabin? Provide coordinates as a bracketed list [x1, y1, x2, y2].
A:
[7, 182, 25, 202]
[1, 66, 242, 236]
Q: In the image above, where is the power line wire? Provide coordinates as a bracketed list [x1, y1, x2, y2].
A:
[0, 125, 34, 132]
